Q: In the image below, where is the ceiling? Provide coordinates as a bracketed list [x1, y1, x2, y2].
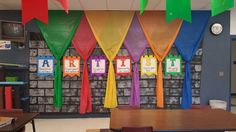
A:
[0, 0, 212, 10]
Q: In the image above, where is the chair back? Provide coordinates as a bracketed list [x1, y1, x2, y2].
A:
[121, 126, 153, 132]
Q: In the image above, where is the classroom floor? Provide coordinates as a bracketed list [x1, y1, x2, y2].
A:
[25, 97, 236, 132]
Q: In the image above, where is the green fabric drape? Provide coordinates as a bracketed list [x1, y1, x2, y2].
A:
[211, 0, 234, 16]
[140, 0, 148, 14]
[166, 0, 191, 22]
[36, 11, 83, 108]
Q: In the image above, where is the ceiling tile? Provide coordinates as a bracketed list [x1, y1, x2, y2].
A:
[79, 0, 107, 10]
[107, 0, 134, 10]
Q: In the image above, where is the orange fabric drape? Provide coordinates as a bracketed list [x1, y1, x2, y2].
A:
[85, 11, 134, 108]
[137, 11, 182, 108]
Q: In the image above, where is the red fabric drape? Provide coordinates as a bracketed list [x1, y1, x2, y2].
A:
[72, 15, 97, 114]
[22, 0, 48, 25]
[5, 86, 12, 109]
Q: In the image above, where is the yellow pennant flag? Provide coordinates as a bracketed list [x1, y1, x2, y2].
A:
[85, 11, 134, 108]
[137, 11, 182, 108]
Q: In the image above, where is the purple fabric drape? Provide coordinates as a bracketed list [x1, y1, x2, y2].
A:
[124, 16, 148, 106]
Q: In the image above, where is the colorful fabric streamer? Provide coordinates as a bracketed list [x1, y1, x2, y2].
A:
[36, 11, 83, 108]
[72, 15, 97, 114]
[211, 0, 234, 16]
[137, 11, 182, 108]
[22, 0, 48, 25]
[85, 11, 134, 108]
[166, 0, 191, 22]
[57, 0, 69, 14]
[175, 11, 210, 109]
[124, 16, 148, 106]
[140, 0, 148, 14]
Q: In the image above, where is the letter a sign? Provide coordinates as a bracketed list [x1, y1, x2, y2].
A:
[63, 56, 80, 77]
[37, 56, 54, 77]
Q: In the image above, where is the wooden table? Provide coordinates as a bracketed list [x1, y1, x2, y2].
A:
[0, 113, 38, 132]
[110, 109, 236, 131]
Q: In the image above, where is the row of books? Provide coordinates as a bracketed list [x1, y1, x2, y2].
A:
[0, 86, 21, 109]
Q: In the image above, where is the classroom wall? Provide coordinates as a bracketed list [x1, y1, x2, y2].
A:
[0, 11, 231, 114]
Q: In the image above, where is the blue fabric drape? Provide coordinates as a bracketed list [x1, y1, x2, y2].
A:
[175, 11, 210, 109]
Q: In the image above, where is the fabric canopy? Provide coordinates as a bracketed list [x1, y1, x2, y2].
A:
[166, 0, 191, 22]
[124, 16, 148, 106]
[85, 11, 134, 108]
[36, 11, 83, 108]
[137, 11, 182, 108]
[175, 11, 210, 109]
[72, 15, 97, 114]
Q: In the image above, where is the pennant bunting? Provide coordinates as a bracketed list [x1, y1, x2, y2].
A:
[141, 55, 157, 76]
[137, 11, 182, 108]
[22, 0, 48, 25]
[211, 0, 234, 16]
[63, 56, 80, 77]
[37, 56, 54, 77]
[90, 56, 107, 77]
[164, 55, 182, 76]
[175, 11, 210, 109]
[36, 11, 83, 108]
[124, 16, 148, 106]
[57, 0, 69, 14]
[85, 11, 134, 108]
[115, 56, 132, 77]
[140, 0, 148, 14]
[72, 15, 97, 114]
[166, 0, 191, 22]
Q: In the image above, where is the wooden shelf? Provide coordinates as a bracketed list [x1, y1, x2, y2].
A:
[0, 81, 27, 85]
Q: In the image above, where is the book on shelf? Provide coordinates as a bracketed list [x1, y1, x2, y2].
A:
[0, 117, 14, 128]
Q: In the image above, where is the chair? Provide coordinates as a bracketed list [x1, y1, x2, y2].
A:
[121, 126, 153, 132]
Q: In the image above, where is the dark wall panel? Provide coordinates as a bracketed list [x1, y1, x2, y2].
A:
[200, 11, 231, 110]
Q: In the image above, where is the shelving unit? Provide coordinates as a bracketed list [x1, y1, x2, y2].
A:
[0, 81, 27, 85]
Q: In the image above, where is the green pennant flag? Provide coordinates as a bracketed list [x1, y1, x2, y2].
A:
[140, 0, 148, 14]
[211, 0, 234, 16]
[36, 11, 83, 108]
[166, 0, 191, 23]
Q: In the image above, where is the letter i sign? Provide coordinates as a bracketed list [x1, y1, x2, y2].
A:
[63, 56, 80, 77]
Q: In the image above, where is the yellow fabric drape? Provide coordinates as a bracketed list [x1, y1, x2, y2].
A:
[137, 11, 182, 108]
[85, 11, 134, 108]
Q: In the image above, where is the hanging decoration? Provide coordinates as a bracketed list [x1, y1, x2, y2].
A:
[124, 16, 148, 106]
[90, 56, 107, 77]
[140, 0, 148, 14]
[166, 0, 191, 22]
[164, 54, 182, 76]
[211, 0, 234, 16]
[115, 56, 132, 76]
[37, 56, 54, 77]
[57, 0, 69, 14]
[137, 11, 182, 108]
[36, 11, 83, 108]
[72, 15, 97, 114]
[22, 0, 48, 25]
[85, 11, 134, 108]
[175, 11, 210, 109]
[63, 56, 80, 77]
[141, 55, 157, 76]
